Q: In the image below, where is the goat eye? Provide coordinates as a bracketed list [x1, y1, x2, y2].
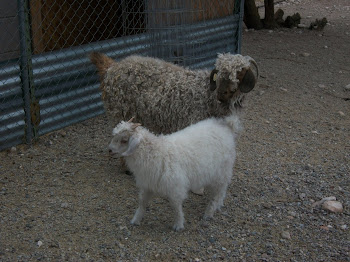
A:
[121, 139, 128, 144]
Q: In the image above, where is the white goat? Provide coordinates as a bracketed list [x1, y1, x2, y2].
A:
[108, 116, 240, 231]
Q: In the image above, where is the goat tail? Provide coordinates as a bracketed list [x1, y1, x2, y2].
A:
[89, 52, 115, 80]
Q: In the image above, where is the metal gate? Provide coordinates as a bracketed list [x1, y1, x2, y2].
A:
[0, 0, 244, 151]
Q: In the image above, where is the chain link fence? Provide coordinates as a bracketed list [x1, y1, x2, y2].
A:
[0, 0, 244, 151]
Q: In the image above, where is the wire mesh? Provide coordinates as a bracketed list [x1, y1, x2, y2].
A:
[0, 0, 243, 151]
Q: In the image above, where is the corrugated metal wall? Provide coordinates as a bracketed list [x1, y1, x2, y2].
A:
[0, 0, 244, 151]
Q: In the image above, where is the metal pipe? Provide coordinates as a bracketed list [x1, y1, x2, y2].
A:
[17, 0, 33, 145]
[237, 0, 245, 54]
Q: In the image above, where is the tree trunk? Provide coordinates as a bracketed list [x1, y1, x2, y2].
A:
[263, 0, 277, 28]
[244, 0, 263, 30]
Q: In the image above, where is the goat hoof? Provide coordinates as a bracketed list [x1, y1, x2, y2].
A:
[130, 219, 141, 226]
[203, 215, 213, 221]
[173, 224, 184, 232]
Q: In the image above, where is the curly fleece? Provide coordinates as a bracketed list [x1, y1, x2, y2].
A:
[100, 53, 252, 134]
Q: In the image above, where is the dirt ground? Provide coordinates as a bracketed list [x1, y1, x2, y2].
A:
[1, 0, 349, 261]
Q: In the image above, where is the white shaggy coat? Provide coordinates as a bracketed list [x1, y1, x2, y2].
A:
[108, 116, 240, 231]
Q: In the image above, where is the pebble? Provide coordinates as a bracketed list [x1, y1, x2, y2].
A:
[37, 241, 43, 247]
[312, 196, 336, 208]
[340, 224, 348, 230]
[338, 111, 345, 117]
[61, 203, 69, 208]
[301, 52, 310, 57]
[322, 201, 343, 213]
[192, 188, 204, 196]
[344, 84, 350, 91]
[288, 211, 297, 217]
[297, 24, 307, 28]
[281, 231, 291, 239]
[299, 193, 306, 200]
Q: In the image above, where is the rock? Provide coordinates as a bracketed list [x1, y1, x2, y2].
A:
[192, 188, 204, 196]
[37, 241, 43, 247]
[60, 131, 67, 137]
[322, 201, 343, 213]
[10, 147, 17, 153]
[281, 231, 291, 239]
[340, 224, 348, 230]
[299, 193, 306, 200]
[274, 9, 284, 26]
[297, 24, 308, 28]
[301, 52, 311, 57]
[312, 196, 336, 208]
[338, 111, 345, 117]
[320, 225, 329, 231]
[344, 84, 350, 91]
[309, 17, 328, 30]
[61, 203, 69, 208]
[288, 211, 297, 217]
[284, 13, 301, 28]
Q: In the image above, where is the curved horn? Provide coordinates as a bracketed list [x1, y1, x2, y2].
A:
[248, 57, 259, 80]
[127, 117, 135, 123]
[238, 57, 259, 93]
[238, 69, 256, 93]
[209, 69, 219, 91]
[131, 123, 142, 129]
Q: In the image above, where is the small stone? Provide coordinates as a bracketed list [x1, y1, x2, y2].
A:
[318, 84, 326, 88]
[322, 201, 343, 213]
[320, 225, 329, 231]
[340, 224, 347, 230]
[301, 52, 310, 57]
[192, 188, 204, 196]
[299, 193, 306, 200]
[288, 211, 297, 217]
[10, 147, 17, 153]
[281, 231, 291, 239]
[297, 23, 307, 28]
[338, 111, 345, 116]
[209, 236, 216, 244]
[344, 84, 350, 91]
[37, 241, 43, 247]
[312, 196, 336, 208]
[60, 131, 67, 137]
[61, 203, 69, 208]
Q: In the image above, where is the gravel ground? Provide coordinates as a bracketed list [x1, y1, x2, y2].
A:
[1, 0, 349, 261]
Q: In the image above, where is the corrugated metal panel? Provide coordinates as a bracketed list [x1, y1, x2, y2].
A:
[150, 15, 239, 68]
[0, 60, 25, 151]
[32, 33, 152, 137]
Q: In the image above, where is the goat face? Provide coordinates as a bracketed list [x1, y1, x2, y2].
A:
[109, 121, 142, 157]
[209, 56, 258, 106]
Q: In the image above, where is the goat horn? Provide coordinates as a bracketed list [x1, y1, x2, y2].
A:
[128, 117, 135, 123]
[132, 123, 142, 129]
[249, 58, 259, 80]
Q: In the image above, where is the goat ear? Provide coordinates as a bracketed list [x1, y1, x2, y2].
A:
[122, 135, 141, 156]
[209, 69, 219, 91]
[238, 68, 256, 93]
